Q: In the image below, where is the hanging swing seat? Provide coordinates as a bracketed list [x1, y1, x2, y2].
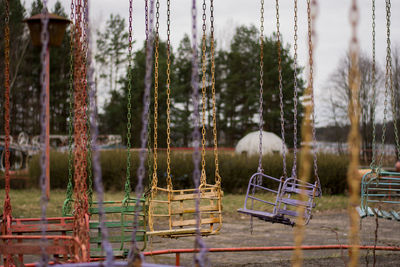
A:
[0, 235, 87, 261]
[238, 173, 321, 226]
[358, 171, 400, 221]
[88, 197, 147, 257]
[0, 216, 88, 264]
[148, 185, 222, 238]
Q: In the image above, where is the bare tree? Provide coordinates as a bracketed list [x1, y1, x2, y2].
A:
[321, 52, 384, 161]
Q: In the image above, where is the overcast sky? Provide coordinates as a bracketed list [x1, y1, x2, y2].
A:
[25, 0, 400, 125]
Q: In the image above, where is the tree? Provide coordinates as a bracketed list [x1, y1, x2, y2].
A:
[95, 14, 129, 93]
[0, 0, 28, 135]
[0, 0, 71, 137]
[221, 25, 305, 147]
[322, 52, 384, 160]
[171, 34, 193, 146]
[100, 39, 172, 148]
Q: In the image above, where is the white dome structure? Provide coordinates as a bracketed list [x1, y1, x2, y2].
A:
[235, 131, 287, 156]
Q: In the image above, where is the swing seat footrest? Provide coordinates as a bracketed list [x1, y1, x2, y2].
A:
[237, 208, 294, 226]
[356, 206, 367, 218]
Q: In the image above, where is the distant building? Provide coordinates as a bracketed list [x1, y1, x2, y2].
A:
[235, 131, 287, 156]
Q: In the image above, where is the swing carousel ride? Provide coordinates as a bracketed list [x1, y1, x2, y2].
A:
[1, 0, 400, 266]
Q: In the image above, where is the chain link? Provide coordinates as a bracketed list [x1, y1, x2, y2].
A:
[200, 0, 208, 186]
[291, 0, 299, 178]
[166, 0, 173, 190]
[292, 1, 320, 266]
[370, 0, 377, 171]
[151, 0, 160, 190]
[125, 0, 134, 200]
[64, 0, 76, 216]
[191, 1, 208, 265]
[252, 0, 265, 236]
[39, 0, 50, 264]
[3, 1, 12, 249]
[145, 0, 149, 42]
[72, 0, 89, 258]
[3, 0, 11, 217]
[128, 0, 155, 262]
[386, 0, 400, 160]
[82, 0, 93, 208]
[275, 0, 287, 178]
[348, 1, 361, 266]
[144, 0, 153, 191]
[258, 0, 264, 173]
[210, 0, 220, 186]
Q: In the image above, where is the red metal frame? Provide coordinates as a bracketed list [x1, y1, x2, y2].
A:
[8, 245, 400, 267]
[142, 245, 400, 266]
[0, 216, 88, 266]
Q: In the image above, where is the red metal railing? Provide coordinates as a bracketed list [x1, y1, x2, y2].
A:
[143, 245, 400, 266]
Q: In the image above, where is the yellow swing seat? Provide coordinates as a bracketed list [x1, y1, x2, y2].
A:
[148, 184, 223, 238]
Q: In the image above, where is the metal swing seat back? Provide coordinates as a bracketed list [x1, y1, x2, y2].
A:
[358, 171, 400, 221]
[148, 183, 222, 238]
[88, 196, 147, 258]
[0, 216, 88, 265]
[238, 172, 320, 226]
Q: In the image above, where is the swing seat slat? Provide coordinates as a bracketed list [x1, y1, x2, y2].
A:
[280, 198, 316, 208]
[147, 228, 212, 237]
[390, 211, 400, 221]
[88, 199, 147, 258]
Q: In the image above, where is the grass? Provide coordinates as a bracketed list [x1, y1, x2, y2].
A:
[0, 189, 349, 218]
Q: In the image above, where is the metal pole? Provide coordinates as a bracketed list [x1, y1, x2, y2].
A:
[46, 45, 50, 199]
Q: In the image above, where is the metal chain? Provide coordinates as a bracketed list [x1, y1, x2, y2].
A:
[166, 0, 173, 190]
[252, 0, 265, 235]
[200, 0, 208, 186]
[370, 0, 377, 171]
[125, 0, 134, 200]
[82, 0, 89, 216]
[83, 0, 93, 207]
[378, 1, 391, 169]
[191, 1, 208, 265]
[85, 0, 114, 263]
[348, 1, 361, 266]
[257, 0, 264, 174]
[3, 7, 14, 266]
[128, 0, 155, 263]
[291, 0, 299, 179]
[73, 0, 89, 258]
[292, 1, 319, 266]
[3, 0, 12, 229]
[146, 0, 153, 190]
[39, 1, 50, 265]
[63, 0, 75, 216]
[386, 0, 400, 160]
[145, 0, 149, 42]
[151, 0, 160, 190]
[310, 6, 320, 192]
[210, 0, 220, 186]
[275, 0, 287, 179]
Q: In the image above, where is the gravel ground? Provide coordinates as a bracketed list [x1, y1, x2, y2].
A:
[144, 210, 400, 266]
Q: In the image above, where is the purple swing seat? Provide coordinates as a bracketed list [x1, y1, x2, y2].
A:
[238, 172, 321, 226]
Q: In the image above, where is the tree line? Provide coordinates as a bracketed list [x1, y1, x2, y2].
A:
[0, 0, 70, 136]
[98, 15, 305, 148]
[1, 3, 304, 148]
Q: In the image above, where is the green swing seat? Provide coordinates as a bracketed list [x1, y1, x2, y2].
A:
[88, 197, 147, 257]
[357, 171, 400, 221]
[63, 196, 147, 258]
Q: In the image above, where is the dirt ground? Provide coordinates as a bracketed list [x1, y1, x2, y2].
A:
[144, 210, 400, 266]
